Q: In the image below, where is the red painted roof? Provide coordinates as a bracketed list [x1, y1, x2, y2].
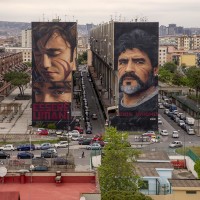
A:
[0, 183, 96, 200]
[0, 192, 20, 200]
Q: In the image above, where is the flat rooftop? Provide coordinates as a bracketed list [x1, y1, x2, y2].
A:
[0, 182, 97, 200]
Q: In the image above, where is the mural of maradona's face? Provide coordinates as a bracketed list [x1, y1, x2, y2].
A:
[118, 48, 157, 96]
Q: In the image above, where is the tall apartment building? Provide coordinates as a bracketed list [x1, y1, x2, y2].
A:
[21, 29, 32, 48]
[159, 46, 168, 66]
[177, 35, 200, 50]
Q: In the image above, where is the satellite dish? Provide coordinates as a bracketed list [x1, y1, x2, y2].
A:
[0, 167, 7, 177]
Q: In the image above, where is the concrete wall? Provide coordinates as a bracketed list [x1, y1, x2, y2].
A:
[169, 155, 198, 178]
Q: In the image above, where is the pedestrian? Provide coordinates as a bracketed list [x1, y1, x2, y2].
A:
[82, 151, 85, 158]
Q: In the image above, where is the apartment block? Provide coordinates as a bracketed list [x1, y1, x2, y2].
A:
[21, 29, 32, 48]
[5, 47, 32, 62]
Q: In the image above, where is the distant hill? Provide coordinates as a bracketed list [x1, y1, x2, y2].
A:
[0, 21, 31, 36]
[0, 21, 95, 37]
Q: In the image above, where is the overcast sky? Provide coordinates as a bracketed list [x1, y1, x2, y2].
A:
[0, 0, 199, 27]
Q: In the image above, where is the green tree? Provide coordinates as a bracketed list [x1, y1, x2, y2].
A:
[4, 71, 30, 96]
[172, 72, 188, 86]
[47, 123, 56, 130]
[158, 68, 172, 83]
[163, 62, 177, 73]
[24, 62, 32, 67]
[77, 51, 87, 64]
[194, 160, 200, 179]
[98, 127, 151, 200]
[186, 67, 200, 97]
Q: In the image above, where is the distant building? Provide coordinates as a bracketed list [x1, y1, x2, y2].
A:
[179, 54, 197, 67]
[0, 52, 28, 97]
[5, 47, 31, 63]
[21, 29, 32, 48]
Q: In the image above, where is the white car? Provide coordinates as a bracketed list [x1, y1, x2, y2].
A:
[54, 141, 69, 148]
[86, 143, 101, 150]
[0, 144, 15, 151]
[172, 131, 179, 138]
[160, 130, 169, 136]
[68, 130, 80, 136]
[169, 141, 183, 148]
[71, 136, 83, 141]
[158, 118, 163, 125]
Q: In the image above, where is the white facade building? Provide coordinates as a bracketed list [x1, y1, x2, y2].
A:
[21, 29, 32, 48]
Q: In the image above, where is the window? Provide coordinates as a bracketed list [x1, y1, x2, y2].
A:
[186, 191, 197, 194]
[140, 180, 148, 189]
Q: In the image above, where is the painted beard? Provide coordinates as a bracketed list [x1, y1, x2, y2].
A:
[119, 71, 155, 96]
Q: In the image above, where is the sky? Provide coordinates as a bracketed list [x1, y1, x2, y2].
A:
[0, 0, 200, 27]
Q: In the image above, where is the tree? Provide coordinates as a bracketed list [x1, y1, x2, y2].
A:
[77, 51, 87, 64]
[194, 160, 200, 179]
[98, 127, 152, 200]
[186, 67, 200, 97]
[171, 72, 188, 86]
[163, 62, 177, 73]
[158, 68, 172, 83]
[4, 71, 30, 96]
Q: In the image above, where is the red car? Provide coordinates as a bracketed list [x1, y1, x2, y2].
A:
[92, 134, 103, 141]
[36, 129, 48, 135]
[74, 126, 84, 134]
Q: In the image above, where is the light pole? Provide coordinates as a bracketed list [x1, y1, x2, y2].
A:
[67, 111, 70, 157]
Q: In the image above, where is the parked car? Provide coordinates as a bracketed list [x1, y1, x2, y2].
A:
[142, 131, 155, 137]
[17, 151, 34, 159]
[169, 141, 183, 148]
[78, 138, 92, 145]
[91, 113, 98, 120]
[164, 109, 169, 114]
[68, 130, 80, 137]
[41, 148, 58, 158]
[0, 144, 15, 151]
[86, 143, 102, 150]
[16, 144, 35, 151]
[55, 130, 63, 136]
[172, 131, 179, 138]
[158, 118, 163, 125]
[0, 151, 10, 159]
[53, 157, 68, 165]
[74, 126, 84, 134]
[54, 141, 68, 148]
[92, 134, 103, 141]
[31, 165, 48, 171]
[160, 130, 169, 136]
[71, 135, 83, 141]
[90, 140, 105, 147]
[36, 129, 49, 135]
[86, 128, 92, 134]
[178, 120, 185, 127]
[32, 157, 49, 166]
[187, 128, 195, 135]
[40, 143, 53, 150]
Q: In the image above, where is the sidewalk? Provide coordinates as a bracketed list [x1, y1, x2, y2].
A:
[0, 85, 32, 134]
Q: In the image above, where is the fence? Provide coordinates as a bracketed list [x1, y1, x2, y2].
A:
[186, 149, 200, 162]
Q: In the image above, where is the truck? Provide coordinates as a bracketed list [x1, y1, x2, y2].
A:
[185, 117, 195, 126]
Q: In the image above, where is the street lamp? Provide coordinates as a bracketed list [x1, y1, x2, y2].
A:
[67, 111, 70, 157]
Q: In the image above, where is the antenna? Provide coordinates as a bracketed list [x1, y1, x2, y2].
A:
[0, 167, 7, 177]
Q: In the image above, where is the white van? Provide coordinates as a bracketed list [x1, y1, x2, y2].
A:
[186, 117, 195, 125]
[187, 128, 195, 135]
